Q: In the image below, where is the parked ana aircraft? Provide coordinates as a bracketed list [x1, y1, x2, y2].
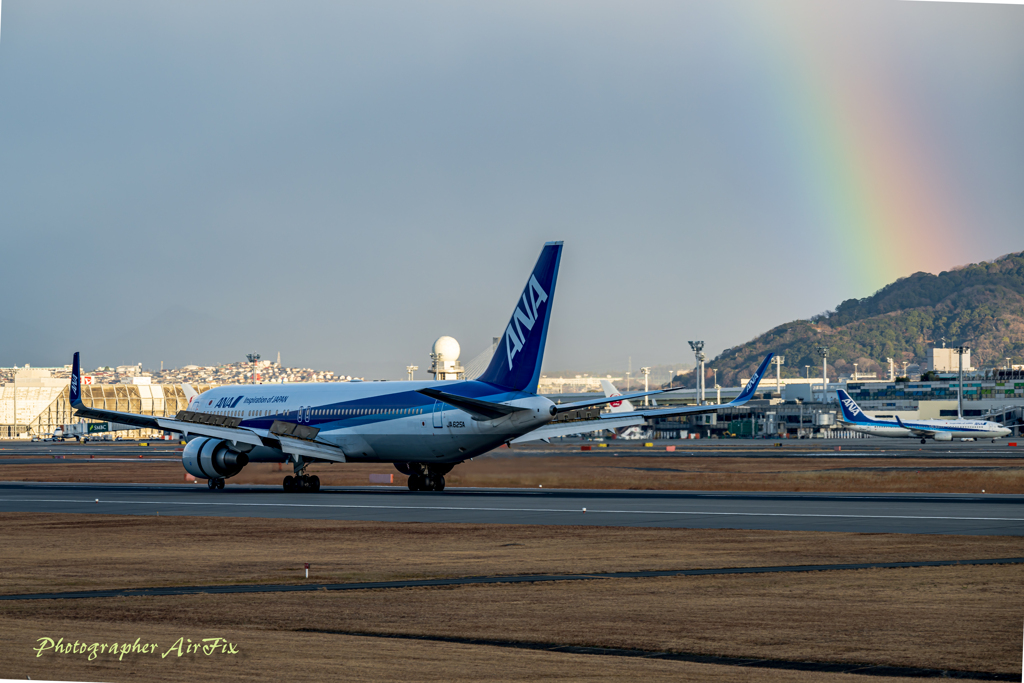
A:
[836, 389, 1010, 443]
[70, 242, 773, 492]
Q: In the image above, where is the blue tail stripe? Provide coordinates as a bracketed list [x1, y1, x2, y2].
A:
[476, 242, 562, 394]
[70, 352, 83, 407]
[836, 389, 878, 424]
[732, 353, 774, 404]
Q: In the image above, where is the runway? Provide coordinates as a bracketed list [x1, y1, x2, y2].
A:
[2, 481, 1023, 535]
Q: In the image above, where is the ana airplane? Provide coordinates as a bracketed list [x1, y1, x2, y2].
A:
[836, 389, 1010, 443]
[70, 242, 774, 492]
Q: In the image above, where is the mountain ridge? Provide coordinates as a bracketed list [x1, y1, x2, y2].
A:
[670, 250, 1024, 388]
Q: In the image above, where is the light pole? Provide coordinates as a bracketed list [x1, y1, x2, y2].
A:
[771, 356, 785, 395]
[406, 365, 418, 381]
[713, 369, 721, 404]
[902, 361, 909, 379]
[853, 363, 858, 381]
[246, 353, 260, 384]
[688, 341, 704, 405]
[954, 345, 969, 419]
[640, 367, 651, 407]
[804, 365, 810, 379]
[816, 346, 829, 402]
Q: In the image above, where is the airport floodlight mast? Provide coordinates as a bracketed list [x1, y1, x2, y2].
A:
[887, 357, 894, 381]
[246, 353, 260, 384]
[816, 346, 829, 402]
[640, 367, 651, 407]
[853, 363, 858, 381]
[955, 345, 969, 419]
[713, 369, 721, 404]
[771, 356, 785, 393]
[804, 365, 809, 379]
[406, 365, 418, 381]
[902, 361, 909, 378]
[688, 341, 705, 404]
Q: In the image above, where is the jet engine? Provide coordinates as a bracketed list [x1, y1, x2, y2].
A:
[182, 437, 249, 480]
[932, 432, 952, 442]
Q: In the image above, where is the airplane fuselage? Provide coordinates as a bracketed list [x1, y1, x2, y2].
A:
[189, 380, 555, 464]
[842, 418, 1008, 441]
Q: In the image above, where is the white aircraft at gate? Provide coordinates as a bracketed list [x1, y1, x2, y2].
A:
[70, 242, 773, 493]
[836, 389, 1010, 443]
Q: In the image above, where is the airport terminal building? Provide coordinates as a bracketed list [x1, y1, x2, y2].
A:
[0, 367, 206, 440]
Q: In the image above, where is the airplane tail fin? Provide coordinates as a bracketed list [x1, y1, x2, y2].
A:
[729, 354, 774, 405]
[836, 389, 874, 424]
[70, 352, 84, 408]
[181, 383, 199, 406]
[601, 379, 634, 413]
[476, 242, 562, 394]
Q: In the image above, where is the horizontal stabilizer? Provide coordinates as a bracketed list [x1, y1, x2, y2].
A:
[416, 388, 530, 421]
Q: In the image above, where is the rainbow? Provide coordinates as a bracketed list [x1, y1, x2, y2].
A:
[751, 3, 967, 296]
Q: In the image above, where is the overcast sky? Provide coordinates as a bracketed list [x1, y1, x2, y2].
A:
[1, 0, 1022, 378]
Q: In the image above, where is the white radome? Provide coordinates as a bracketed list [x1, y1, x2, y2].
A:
[432, 336, 461, 362]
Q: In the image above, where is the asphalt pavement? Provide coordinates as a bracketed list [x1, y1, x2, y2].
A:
[1, 481, 1022, 535]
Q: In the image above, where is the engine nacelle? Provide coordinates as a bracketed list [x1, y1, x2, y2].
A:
[932, 432, 952, 442]
[182, 437, 249, 480]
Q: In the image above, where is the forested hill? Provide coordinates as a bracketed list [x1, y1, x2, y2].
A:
[670, 250, 1024, 388]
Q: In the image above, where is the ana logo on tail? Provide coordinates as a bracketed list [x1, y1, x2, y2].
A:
[505, 274, 549, 370]
[841, 396, 862, 417]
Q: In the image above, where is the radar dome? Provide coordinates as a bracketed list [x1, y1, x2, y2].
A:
[432, 336, 461, 362]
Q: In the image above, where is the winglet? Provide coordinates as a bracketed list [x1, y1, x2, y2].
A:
[70, 352, 84, 408]
[729, 353, 774, 405]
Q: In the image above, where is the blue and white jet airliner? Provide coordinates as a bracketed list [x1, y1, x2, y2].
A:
[70, 242, 774, 492]
[836, 389, 1010, 443]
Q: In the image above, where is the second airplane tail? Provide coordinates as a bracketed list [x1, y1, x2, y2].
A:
[836, 389, 879, 424]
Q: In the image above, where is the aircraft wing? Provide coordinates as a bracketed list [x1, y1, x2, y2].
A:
[894, 415, 935, 437]
[631, 353, 774, 418]
[69, 352, 347, 461]
[553, 388, 685, 413]
[552, 354, 774, 416]
[511, 414, 645, 443]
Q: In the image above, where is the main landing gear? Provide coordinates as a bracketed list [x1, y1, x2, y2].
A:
[921, 438, 927, 444]
[408, 472, 445, 492]
[207, 478, 225, 490]
[283, 474, 320, 493]
[396, 462, 453, 492]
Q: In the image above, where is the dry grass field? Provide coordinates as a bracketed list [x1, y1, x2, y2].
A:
[2, 564, 1021, 680]
[3, 447, 1022, 680]
[4, 453, 1024, 493]
[2, 513, 1023, 595]
[1, 514, 1023, 680]
[0, 621, 920, 683]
